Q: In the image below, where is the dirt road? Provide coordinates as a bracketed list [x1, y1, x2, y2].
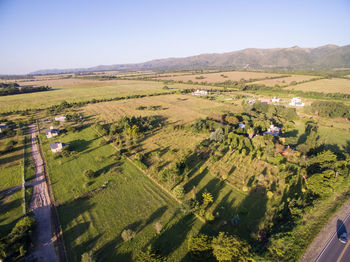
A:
[27, 123, 58, 262]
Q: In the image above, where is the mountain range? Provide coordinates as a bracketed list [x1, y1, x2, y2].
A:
[31, 44, 350, 75]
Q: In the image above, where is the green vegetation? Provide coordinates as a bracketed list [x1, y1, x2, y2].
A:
[2, 70, 350, 261]
[0, 82, 50, 96]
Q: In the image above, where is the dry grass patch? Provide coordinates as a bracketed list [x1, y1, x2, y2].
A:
[83, 94, 234, 124]
[287, 78, 350, 94]
[252, 75, 318, 87]
[156, 71, 285, 83]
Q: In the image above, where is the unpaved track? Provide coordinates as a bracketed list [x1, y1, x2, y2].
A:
[27, 123, 58, 262]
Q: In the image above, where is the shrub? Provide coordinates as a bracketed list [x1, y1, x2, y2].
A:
[153, 221, 162, 234]
[172, 185, 185, 199]
[83, 169, 95, 179]
[121, 229, 136, 242]
[81, 251, 95, 262]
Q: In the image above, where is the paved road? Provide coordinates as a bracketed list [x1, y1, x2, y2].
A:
[27, 124, 58, 262]
[315, 212, 350, 262]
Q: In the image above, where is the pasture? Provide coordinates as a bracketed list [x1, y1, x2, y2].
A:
[83, 94, 235, 124]
[0, 164, 24, 237]
[156, 71, 285, 83]
[252, 75, 319, 87]
[39, 125, 204, 261]
[287, 78, 350, 94]
[0, 79, 172, 113]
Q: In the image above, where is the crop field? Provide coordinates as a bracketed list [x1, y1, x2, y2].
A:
[252, 75, 319, 87]
[155, 71, 285, 83]
[83, 94, 235, 124]
[40, 125, 204, 261]
[286, 78, 350, 94]
[0, 79, 174, 113]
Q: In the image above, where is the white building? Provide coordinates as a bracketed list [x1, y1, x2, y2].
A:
[45, 126, 60, 138]
[263, 125, 281, 137]
[55, 116, 66, 122]
[289, 97, 305, 107]
[192, 90, 208, 96]
[49, 142, 66, 153]
[271, 97, 280, 103]
[248, 99, 256, 104]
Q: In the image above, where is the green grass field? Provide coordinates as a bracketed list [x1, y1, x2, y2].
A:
[0, 164, 22, 191]
[40, 125, 205, 261]
[0, 164, 24, 237]
[0, 79, 173, 113]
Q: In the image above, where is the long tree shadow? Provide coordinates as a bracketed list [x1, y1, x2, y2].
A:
[150, 213, 196, 257]
[184, 167, 209, 194]
[0, 197, 23, 235]
[234, 185, 268, 241]
[143, 206, 168, 230]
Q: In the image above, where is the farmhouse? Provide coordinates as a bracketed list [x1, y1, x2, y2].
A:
[55, 115, 66, 122]
[0, 124, 9, 133]
[49, 142, 66, 153]
[192, 89, 208, 96]
[263, 124, 281, 137]
[271, 97, 280, 103]
[289, 97, 305, 107]
[45, 126, 60, 138]
[248, 99, 256, 104]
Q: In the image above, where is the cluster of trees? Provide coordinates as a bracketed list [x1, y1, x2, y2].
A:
[0, 82, 50, 96]
[311, 101, 350, 119]
[0, 216, 36, 260]
[188, 232, 251, 262]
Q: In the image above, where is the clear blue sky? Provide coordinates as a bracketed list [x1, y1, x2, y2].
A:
[1, 0, 350, 74]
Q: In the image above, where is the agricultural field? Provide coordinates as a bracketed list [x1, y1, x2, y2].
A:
[251, 75, 319, 87]
[286, 78, 350, 94]
[0, 79, 173, 113]
[83, 94, 235, 124]
[39, 124, 204, 261]
[155, 71, 285, 83]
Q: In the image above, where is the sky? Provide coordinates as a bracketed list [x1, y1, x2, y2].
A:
[0, 0, 350, 74]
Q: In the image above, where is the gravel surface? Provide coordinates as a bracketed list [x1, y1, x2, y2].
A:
[27, 124, 57, 262]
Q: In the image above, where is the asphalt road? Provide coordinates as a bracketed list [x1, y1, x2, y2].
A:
[316, 212, 350, 262]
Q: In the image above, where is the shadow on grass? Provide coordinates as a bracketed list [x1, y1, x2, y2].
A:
[150, 213, 196, 257]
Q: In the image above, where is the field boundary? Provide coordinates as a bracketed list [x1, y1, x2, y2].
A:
[35, 121, 68, 262]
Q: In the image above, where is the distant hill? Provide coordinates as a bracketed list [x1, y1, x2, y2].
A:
[30, 44, 350, 75]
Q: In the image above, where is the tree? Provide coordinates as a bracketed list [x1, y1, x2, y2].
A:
[210, 128, 224, 142]
[225, 115, 239, 125]
[188, 233, 212, 258]
[212, 232, 250, 262]
[202, 192, 213, 208]
[135, 246, 163, 262]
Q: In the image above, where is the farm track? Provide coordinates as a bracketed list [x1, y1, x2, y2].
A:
[27, 123, 58, 262]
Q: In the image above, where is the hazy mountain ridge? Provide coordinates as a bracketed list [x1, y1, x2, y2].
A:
[31, 44, 350, 74]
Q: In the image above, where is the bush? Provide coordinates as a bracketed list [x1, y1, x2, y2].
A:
[153, 221, 162, 234]
[121, 229, 136, 242]
[83, 169, 95, 179]
[172, 185, 185, 199]
[81, 251, 95, 262]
